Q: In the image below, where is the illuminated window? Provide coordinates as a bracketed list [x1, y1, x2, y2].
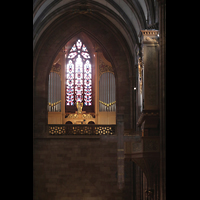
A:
[65, 39, 92, 110]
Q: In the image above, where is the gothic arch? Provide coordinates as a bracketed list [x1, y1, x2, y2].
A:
[33, 14, 134, 135]
[33, 0, 141, 50]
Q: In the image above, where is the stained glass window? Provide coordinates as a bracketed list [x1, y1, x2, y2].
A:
[65, 39, 92, 109]
[66, 60, 74, 105]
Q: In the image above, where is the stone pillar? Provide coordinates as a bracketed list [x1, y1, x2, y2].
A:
[134, 45, 141, 133]
[140, 30, 159, 111]
[117, 107, 125, 189]
[129, 76, 133, 130]
[137, 29, 160, 200]
[135, 164, 142, 200]
[138, 29, 160, 137]
[137, 56, 143, 114]
[33, 69, 48, 137]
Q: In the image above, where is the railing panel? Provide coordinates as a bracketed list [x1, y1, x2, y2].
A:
[48, 124, 116, 135]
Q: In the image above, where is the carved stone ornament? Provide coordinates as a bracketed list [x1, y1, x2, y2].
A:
[99, 58, 114, 77]
[82, 114, 93, 119]
[67, 114, 78, 119]
[141, 30, 159, 36]
[137, 110, 159, 127]
[50, 63, 61, 77]
[66, 113, 93, 119]
[145, 37, 158, 42]
[140, 30, 159, 44]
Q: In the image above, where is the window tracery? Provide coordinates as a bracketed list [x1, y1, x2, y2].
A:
[65, 39, 92, 109]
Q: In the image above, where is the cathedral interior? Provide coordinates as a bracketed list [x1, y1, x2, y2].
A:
[33, 0, 166, 199]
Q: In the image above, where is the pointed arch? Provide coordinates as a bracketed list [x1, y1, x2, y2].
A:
[33, 14, 133, 134]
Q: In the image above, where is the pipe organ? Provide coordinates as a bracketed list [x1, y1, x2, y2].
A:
[48, 72, 61, 112]
[99, 72, 116, 112]
[47, 49, 116, 124]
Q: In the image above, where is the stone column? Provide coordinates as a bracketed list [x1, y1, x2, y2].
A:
[129, 76, 133, 130]
[135, 164, 142, 200]
[140, 30, 159, 111]
[134, 45, 141, 133]
[33, 70, 48, 137]
[138, 29, 160, 199]
[117, 107, 125, 189]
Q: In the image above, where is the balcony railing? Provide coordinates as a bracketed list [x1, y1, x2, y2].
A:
[48, 124, 116, 135]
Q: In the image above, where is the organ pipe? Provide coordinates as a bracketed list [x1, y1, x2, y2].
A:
[48, 72, 61, 112]
[99, 72, 116, 112]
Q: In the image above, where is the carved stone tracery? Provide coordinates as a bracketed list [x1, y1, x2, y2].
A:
[50, 62, 61, 77]
[99, 57, 114, 77]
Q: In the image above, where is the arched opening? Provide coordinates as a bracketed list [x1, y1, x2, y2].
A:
[45, 30, 127, 125]
[33, 14, 133, 134]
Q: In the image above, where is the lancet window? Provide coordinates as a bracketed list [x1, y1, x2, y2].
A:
[65, 39, 92, 112]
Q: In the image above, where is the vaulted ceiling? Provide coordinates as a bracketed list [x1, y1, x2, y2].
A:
[33, 0, 158, 56]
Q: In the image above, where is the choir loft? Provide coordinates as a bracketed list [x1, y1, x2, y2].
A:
[33, 0, 166, 200]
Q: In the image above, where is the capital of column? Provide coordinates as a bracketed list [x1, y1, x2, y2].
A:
[140, 30, 159, 44]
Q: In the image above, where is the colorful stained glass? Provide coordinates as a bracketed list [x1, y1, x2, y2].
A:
[84, 60, 92, 106]
[66, 39, 92, 107]
[66, 60, 74, 105]
[81, 52, 90, 59]
[68, 52, 77, 58]
[75, 55, 83, 103]
[82, 44, 88, 52]
[70, 44, 76, 52]
[76, 39, 82, 49]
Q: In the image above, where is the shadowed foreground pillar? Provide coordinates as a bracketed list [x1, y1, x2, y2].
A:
[117, 107, 125, 189]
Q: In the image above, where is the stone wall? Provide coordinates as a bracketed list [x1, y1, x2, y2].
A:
[33, 137, 132, 200]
